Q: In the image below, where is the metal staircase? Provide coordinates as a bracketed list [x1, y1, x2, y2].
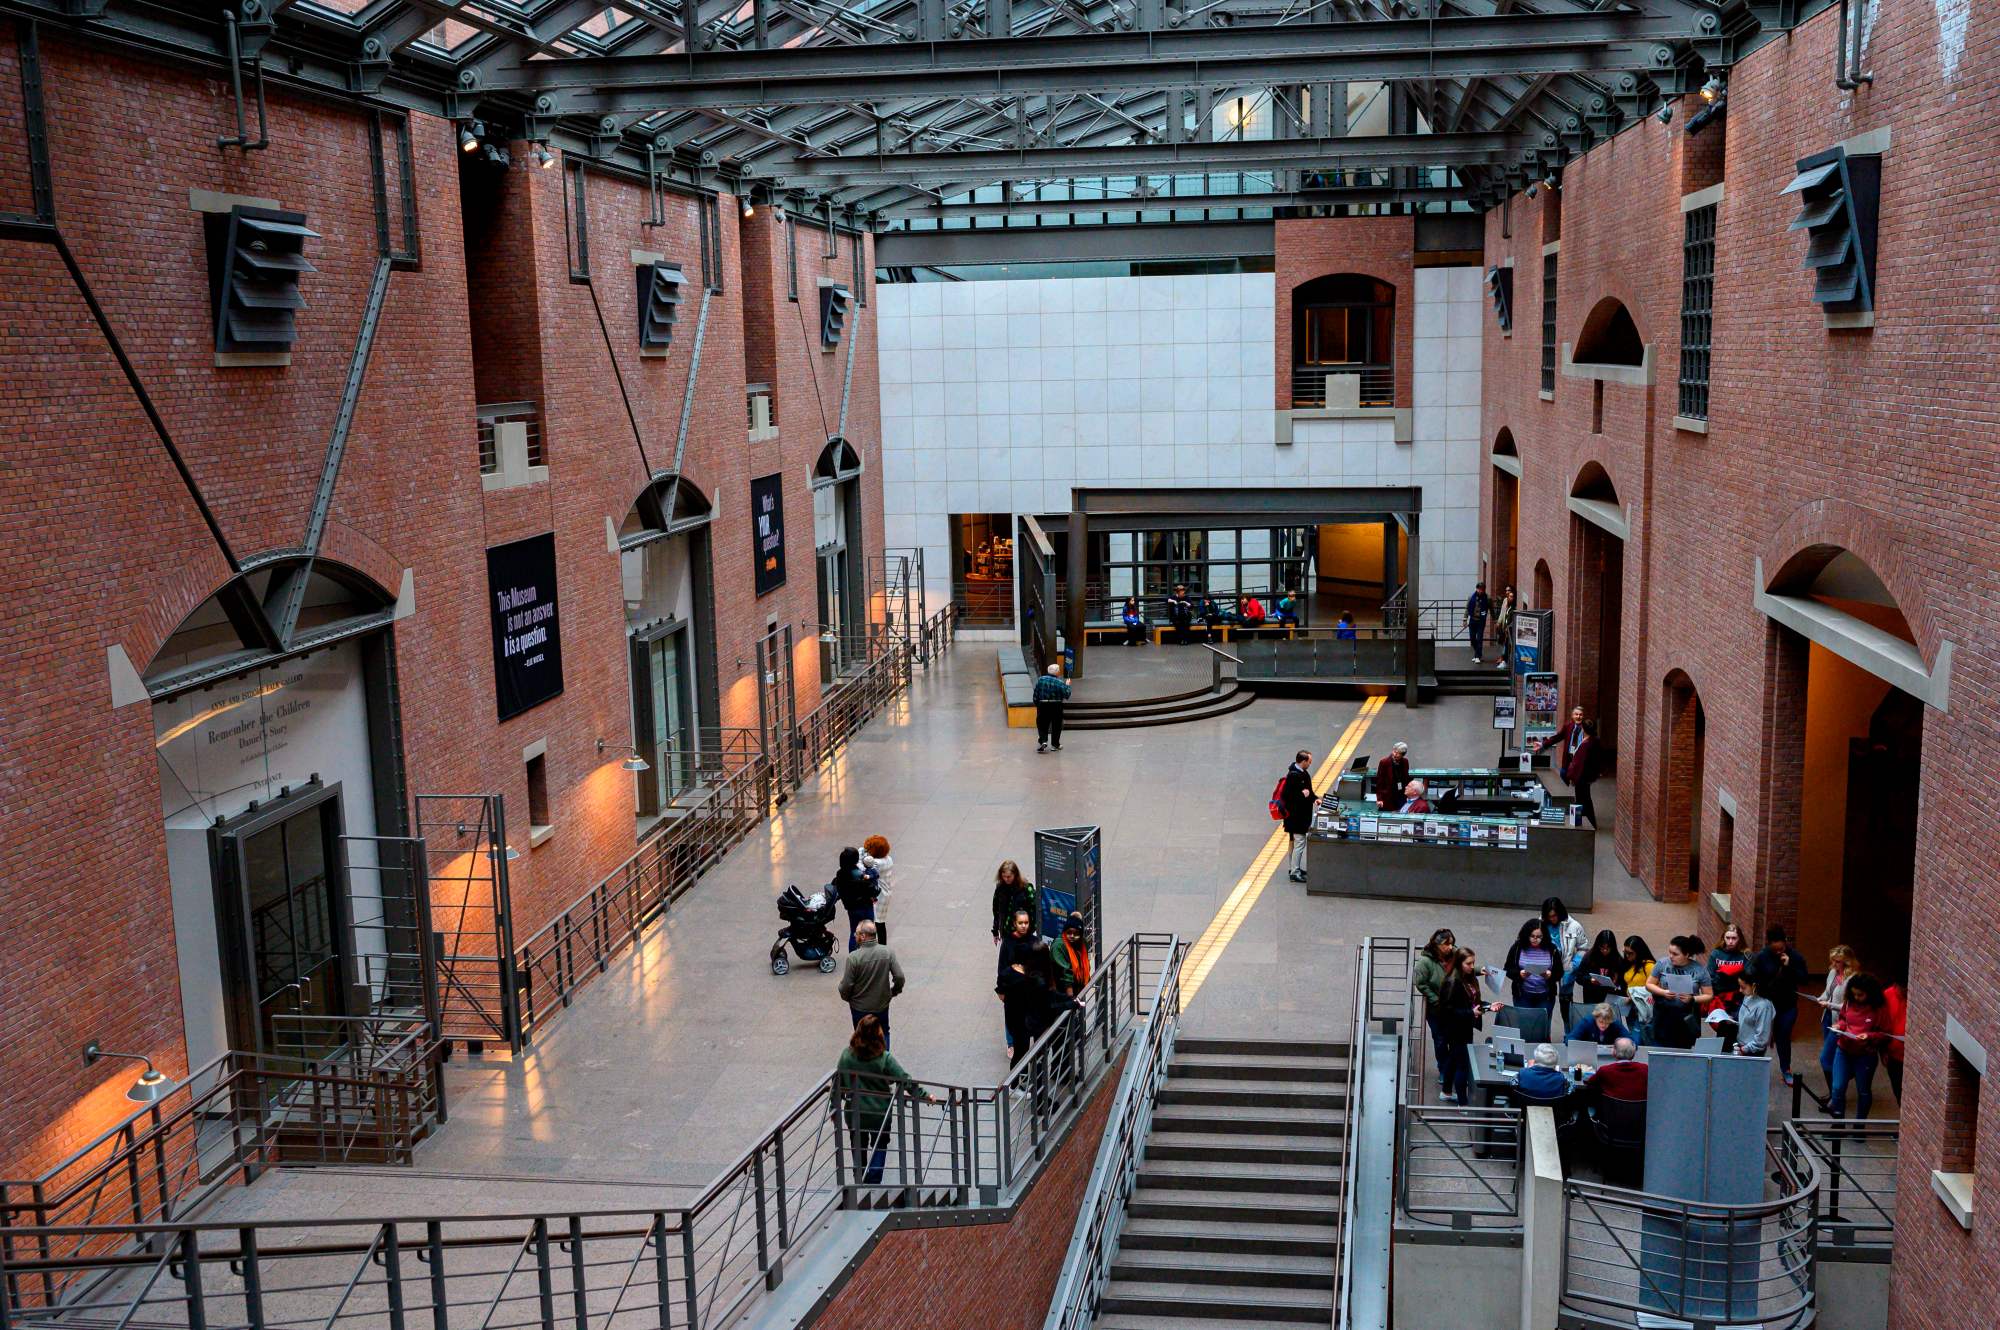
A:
[1094, 1037, 1350, 1328]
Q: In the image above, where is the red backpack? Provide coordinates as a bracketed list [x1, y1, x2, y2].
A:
[1268, 774, 1288, 821]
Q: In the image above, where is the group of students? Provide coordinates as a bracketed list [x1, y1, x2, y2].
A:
[990, 860, 1093, 1065]
[829, 854, 1099, 1186]
[1119, 585, 1301, 645]
[1412, 899, 1905, 1119]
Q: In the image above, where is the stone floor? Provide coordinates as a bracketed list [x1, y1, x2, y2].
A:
[210, 637, 1697, 1221]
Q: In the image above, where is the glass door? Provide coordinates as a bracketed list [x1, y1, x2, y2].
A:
[212, 783, 353, 1061]
[648, 629, 696, 801]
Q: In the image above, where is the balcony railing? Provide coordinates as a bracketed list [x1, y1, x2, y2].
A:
[746, 383, 776, 437]
[1291, 363, 1394, 409]
[476, 400, 542, 474]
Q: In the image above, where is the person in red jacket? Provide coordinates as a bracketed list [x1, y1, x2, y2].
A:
[1589, 1039, 1649, 1102]
[1533, 707, 1602, 827]
[1374, 742, 1411, 806]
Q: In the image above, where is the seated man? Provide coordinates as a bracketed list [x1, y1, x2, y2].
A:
[1196, 592, 1226, 641]
[1238, 594, 1267, 627]
[1275, 590, 1301, 626]
[1398, 779, 1432, 815]
[1514, 1044, 1570, 1101]
[1588, 1038, 1648, 1102]
[1565, 1002, 1632, 1047]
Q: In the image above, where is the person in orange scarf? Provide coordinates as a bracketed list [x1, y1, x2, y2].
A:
[1053, 916, 1092, 996]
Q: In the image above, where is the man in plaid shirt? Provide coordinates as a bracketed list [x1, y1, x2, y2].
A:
[1034, 663, 1072, 752]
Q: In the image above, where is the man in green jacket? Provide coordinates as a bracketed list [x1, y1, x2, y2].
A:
[839, 921, 906, 1046]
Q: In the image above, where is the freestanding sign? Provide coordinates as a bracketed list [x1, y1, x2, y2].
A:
[1034, 825, 1103, 957]
[487, 532, 565, 721]
[1522, 671, 1561, 746]
[751, 473, 786, 596]
[1511, 608, 1552, 674]
[1492, 695, 1518, 730]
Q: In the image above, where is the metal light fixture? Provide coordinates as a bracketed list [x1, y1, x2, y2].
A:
[597, 738, 651, 773]
[1700, 74, 1726, 103]
[1657, 105, 1674, 125]
[83, 1041, 173, 1104]
[505, 844, 522, 862]
[1525, 184, 1538, 199]
[459, 120, 482, 153]
[533, 144, 555, 169]
[742, 195, 756, 218]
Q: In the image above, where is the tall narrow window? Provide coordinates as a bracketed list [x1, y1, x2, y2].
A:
[1540, 252, 1558, 395]
[525, 752, 551, 837]
[1679, 203, 1716, 420]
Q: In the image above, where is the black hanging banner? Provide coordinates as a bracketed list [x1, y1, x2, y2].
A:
[487, 532, 566, 721]
[751, 473, 787, 596]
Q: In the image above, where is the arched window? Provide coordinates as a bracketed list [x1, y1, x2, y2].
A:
[145, 558, 397, 698]
[1290, 274, 1395, 408]
[812, 436, 864, 486]
[1573, 298, 1645, 367]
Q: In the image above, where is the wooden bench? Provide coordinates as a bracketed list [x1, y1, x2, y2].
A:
[1000, 672, 1037, 727]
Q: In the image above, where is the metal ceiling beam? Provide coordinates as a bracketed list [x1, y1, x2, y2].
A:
[877, 218, 1274, 265]
[874, 184, 1468, 217]
[747, 130, 1529, 182]
[472, 11, 1696, 106]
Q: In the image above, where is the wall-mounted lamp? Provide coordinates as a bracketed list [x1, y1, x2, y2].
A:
[1699, 74, 1727, 104]
[1656, 105, 1674, 125]
[82, 1041, 173, 1104]
[459, 120, 483, 153]
[533, 143, 555, 169]
[597, 738, 651, 773]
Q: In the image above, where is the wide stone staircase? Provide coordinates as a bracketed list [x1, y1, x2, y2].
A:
[1065, 683, 1257, 730]
[1094, 1036, 1349, 1328]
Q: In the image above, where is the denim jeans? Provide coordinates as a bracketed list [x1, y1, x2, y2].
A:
[1425, 1011, 1452, 1089]
[850, 1141, 888, 1184]
[1829, 1046, 1878, 1119]
[1772, 1004, 1799, 1076]
[1818, 1012, 1839, 1084]
[850, 1005, 890, 1048]
[1440, 1041, 1473, 1103]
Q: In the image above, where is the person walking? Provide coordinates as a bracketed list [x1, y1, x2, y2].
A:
[1279, 749, 1317, 883]
[836, 1015, 936, 1185]
[1034, 663, 1072, 753]
[1051, 915, 1093, 997]
[838, 921, 906, 1047]
[831, 846, 880, 951]
[1492, 586, 1516, 667]
[997, 909, 1054, 1065]
[861, 835, 894, 942]
[989, 861, 1038, 945]
[1464, 581, 1492, 663]
[1752, 926, 1810, 1086]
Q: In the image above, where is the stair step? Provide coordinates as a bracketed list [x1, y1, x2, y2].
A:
[1175, 1037, 1351, 1059]
[1068, 683, 1216, 711]
[1110, 1249, 1335, 1291]
[1138, 1162, 1341, 1195]
[1158, 1083, 1346, 1110]
[1169, 1053, 1349, 1083]
[1066, 691, 1256, 731]
[1098, 1281, 1330, 1323]
[1117, 1217, 1338, 1258]
[1126, 1190, 1339, 1226]
[1068, 687, 1233, 717]
[1144, 1133, 1343, 1166]
[1149, 1106, 1342, 1137]
[1097, 1316, 1317, 1330]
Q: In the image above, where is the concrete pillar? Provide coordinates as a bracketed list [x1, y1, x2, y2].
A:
[1065, 501, 1089, 680]
[1519, 1106, 1563, 1330]
[1403, 512, 1421, 707]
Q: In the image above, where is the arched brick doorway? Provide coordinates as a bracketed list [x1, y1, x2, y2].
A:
[1566, 463, 1624, 769]
[1490, 429, 1519, 595]
[1657, 671, 1706, 902]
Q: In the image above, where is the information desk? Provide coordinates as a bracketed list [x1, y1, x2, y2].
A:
[1334, 764, 1551, 818]
[1303, 777, 1593, 909]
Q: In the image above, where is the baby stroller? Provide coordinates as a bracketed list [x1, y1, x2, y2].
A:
[772, 885, 840, 975]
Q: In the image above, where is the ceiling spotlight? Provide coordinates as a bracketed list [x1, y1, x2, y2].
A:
[1543, 177, 1558, 192]
[459, 123, 479, 153]
[1686, 95, 1726, 135]
[1525, 184, 1538, 199]
[1700, 74, 1726, 104]
[1656, 104, 1674, 125]
[742, 196, 756, 218]
[533, 144, 555, 169]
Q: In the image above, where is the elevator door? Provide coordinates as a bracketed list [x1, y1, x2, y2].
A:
[213, 783, 354, 1059]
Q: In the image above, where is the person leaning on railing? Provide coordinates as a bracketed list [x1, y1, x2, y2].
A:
[837, 1015, 937, 1185]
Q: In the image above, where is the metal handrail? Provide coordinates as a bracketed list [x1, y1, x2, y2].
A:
[1042, 936, 1186, 1330]
[1558, 1126, 1822, 1330]
[1, 936, 1175, 1330]
[1334, 936, 1412, 1329]
[1397, 1104, 1525, 1229]
[1779, 1118, 1896, 1255]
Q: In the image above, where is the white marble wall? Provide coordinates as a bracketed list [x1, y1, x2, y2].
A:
[877, 266, 1484, 610]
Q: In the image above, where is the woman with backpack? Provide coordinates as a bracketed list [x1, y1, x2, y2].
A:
[831, 846, 880, 951]
[1275, 750, 1317, 883]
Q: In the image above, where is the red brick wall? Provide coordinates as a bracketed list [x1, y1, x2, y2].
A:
[0, 25, 881, 1176]
[1478, 6, 2000, 1323]
[461, 151, 544, 407]
[1273, 215, 1417, 410]
[813, 1054, 1124, 1329]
